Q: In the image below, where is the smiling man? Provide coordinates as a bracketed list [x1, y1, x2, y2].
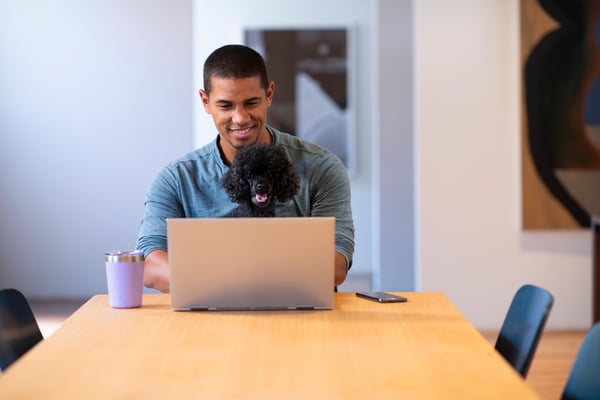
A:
[136, 44, 354, 293]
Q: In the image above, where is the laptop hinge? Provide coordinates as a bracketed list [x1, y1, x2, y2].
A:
[294, 305, 315, 310]
[190, 306, 210, 311]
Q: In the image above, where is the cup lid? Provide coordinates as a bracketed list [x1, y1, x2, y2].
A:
[105, 249, 145, 262]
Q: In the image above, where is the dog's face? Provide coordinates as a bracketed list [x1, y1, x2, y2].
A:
[248, 176, 274, 208]
[221, 144, 299, 212]
[236, 153, 276, 208]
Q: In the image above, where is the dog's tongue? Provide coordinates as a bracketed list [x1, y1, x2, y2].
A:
[255, 193, 268, 203]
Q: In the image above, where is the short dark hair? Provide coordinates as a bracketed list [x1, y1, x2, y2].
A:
[203, 44, 270, 94]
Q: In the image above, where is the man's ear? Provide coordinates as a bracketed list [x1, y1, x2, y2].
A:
[265, 81, 274, 107]
[199, 89, 210, 113]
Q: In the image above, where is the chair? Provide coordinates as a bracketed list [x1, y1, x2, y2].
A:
[494, 284, 553, 377]
[561, 322, 600, 400]
[0, 288, 44, 371]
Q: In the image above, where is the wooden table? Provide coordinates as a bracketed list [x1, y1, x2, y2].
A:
[0, 292, 539, 399]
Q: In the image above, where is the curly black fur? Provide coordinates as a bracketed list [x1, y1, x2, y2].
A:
[221, 144, 299, 217]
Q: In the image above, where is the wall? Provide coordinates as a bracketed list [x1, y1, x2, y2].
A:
[0, 0, 193, 297]
[417, 0, 593, 329]
[372, 0, 416, 291]
[192, 0, 377, 287]
[0, 0, 592, 330]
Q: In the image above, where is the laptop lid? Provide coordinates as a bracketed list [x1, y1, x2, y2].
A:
[167, 217, 335, 311]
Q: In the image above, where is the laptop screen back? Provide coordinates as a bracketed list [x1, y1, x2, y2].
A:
[167, 217, 335, 310]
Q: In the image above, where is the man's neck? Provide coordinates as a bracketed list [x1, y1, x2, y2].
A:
[218, 128, 273, 166]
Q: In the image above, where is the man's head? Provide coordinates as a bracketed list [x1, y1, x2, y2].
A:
[200, 45, 275, 165]
[203, 44, 270, 95]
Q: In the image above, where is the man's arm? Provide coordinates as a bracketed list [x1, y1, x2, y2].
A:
[144, 250, 170, 293]
[309, 155, 355, 287]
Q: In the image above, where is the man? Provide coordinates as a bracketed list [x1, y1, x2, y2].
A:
[136, 44, 354, 293]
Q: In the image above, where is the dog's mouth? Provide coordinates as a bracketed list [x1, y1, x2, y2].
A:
[250, 181, 272, 207]
[255, 193, 269, 203]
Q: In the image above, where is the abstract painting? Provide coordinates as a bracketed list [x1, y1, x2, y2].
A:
[521, 0, 600, 229]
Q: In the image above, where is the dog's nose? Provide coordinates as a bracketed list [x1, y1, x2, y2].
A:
[256, 183, 267, 193]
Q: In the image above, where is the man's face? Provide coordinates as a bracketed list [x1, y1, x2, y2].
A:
[200, 75, 274, 164]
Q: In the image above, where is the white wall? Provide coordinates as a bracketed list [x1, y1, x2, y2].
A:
[372, 0, 416, 291]
[0, 0, 193, 298]
[416, 0, 593, 329]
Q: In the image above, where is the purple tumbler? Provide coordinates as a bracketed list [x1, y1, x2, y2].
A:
[105, 250, 145, 308]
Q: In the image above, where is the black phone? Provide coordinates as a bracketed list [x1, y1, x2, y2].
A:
[355, 291, 408, 303]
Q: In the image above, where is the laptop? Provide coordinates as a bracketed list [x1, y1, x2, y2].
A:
[167, 217, 335, 311]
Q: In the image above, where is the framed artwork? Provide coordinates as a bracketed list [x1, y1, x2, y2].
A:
[244, 27, 355, 173]
[521, 0, 600, 229]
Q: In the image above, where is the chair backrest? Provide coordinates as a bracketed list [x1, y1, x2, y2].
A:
[561, 322, 600, 400]
[494, 284, 553, 377]
[0, 288, 44, 371]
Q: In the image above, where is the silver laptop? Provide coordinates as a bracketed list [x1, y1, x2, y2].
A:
[167, 217, 335, 311]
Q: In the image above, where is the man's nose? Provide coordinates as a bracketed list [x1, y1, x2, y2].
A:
[232, 107, 250, 124]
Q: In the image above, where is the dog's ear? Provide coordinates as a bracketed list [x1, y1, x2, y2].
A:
[221, 166, 250, 203]
[271, 147, 300, 202]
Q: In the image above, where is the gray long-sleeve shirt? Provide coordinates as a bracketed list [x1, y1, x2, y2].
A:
[136, 127, 355, 269]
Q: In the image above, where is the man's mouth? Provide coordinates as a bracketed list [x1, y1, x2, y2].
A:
[230, 126, 254, 139]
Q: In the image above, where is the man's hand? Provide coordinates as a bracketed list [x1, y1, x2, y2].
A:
[143, 250, 170, 293]
[334, 252, 348, 286]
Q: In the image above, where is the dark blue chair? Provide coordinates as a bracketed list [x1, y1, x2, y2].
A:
[494, 284, 553, 377]
[0, 288, 44, 371]
[561, 322, 600, 400]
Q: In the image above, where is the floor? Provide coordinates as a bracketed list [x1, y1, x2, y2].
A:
[481, 330, 584, 400]
[30, 299, 87, 337]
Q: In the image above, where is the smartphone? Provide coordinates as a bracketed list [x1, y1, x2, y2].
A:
[355, 291, 408, 303]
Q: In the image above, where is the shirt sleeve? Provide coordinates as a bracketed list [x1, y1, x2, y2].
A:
[136, 166, 183, 256]
[310, 154, 355, 270]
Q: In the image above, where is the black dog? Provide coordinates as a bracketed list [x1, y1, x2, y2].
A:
[221, 144, 299, 217]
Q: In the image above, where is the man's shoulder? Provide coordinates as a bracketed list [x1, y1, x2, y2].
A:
[167, 139, 218, 168]
[271, 127, 329, 156]
[270, 127, 344, 169]
[157, 138, 225, 182]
